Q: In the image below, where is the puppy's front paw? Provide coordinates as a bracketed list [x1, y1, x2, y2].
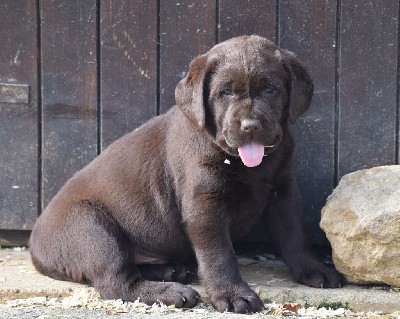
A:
[135, 281, 200, 308]
[208, 282, 263, 313]
[295, 265, 346, 288]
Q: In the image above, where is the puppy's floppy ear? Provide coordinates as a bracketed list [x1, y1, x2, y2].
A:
[175, 53, 216, 129]
[281, 49, 314, 123]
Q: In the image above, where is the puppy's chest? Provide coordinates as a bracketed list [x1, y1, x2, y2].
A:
[223, 169, 274, 225]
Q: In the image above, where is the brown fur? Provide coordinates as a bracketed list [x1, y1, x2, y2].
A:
[30, 35, 344, 314]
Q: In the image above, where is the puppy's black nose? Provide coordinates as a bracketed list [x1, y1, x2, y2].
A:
[240, 119, 261, 133]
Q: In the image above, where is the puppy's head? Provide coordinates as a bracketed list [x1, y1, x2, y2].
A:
[175, 35, 313, 167]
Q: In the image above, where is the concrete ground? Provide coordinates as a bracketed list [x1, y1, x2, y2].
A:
[0, 247, 399, 318]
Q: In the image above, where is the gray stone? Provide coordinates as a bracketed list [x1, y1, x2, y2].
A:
[320, 166, 400, 287]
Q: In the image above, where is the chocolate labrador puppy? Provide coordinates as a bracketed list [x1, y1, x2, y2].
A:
[30, 35, 344, 313]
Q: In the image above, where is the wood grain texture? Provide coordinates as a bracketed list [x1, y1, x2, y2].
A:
[219, 0, 276, 42]
[279, 0, 337, 244]
[1, 0, 400, 247]
[338, 1, 398, 178]
[0, 1, 38, 229]
[100, 0, 158, 148]
[159, 0, 215, 114]
[40, 0, 98, 208]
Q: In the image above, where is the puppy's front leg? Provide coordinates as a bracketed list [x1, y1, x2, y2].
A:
[265, 169, 345, 288]
[183, 196, 263, 313]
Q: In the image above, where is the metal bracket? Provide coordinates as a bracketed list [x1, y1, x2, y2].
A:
[0, 83, 29, 104]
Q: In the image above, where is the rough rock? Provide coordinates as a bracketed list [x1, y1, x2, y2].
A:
[320, 165, 400, 287]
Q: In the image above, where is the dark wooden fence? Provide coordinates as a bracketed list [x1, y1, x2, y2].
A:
[0, 0, 399, 245]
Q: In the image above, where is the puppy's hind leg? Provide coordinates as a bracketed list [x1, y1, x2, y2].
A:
[30, 201, 199, 307]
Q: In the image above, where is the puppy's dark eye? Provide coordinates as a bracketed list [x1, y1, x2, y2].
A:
[261, 86, 279, 98]
[264, 86, 279, 97]
[220, 89, 233, 97]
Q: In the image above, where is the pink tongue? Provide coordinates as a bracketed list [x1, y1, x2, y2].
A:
[238, 142, 264, 167]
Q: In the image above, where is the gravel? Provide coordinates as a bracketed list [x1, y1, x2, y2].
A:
[1, 287, 399, 319]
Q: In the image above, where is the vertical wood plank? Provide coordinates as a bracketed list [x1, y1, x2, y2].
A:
[279, 0, 337, 244]
[159, 0, 215, 114]
[41, 0, 98, 207]
[338, 1, 398, 177]
[0, 1, 38, 229]
[101, 0, 158, 148]
[219, 0, 276, 42]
